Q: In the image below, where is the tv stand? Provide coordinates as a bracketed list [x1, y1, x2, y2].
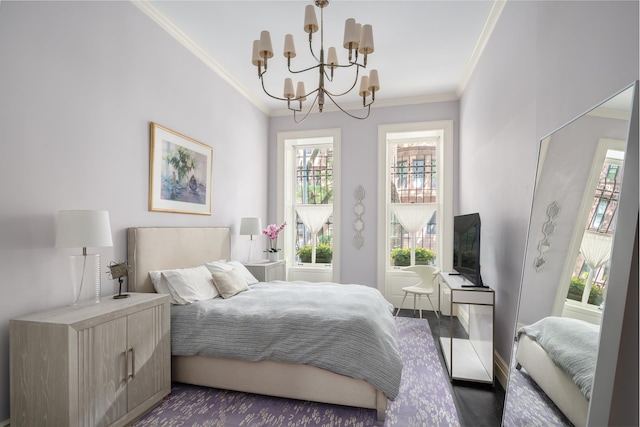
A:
[437, 272, 494, 385]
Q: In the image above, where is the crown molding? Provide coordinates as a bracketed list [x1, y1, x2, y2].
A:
[131, 0, 270, 115]
[456, 0, 507, 97]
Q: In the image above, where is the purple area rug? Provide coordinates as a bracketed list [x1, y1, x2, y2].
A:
[502, 343, 572, 426]
[133, 317, 459, 426]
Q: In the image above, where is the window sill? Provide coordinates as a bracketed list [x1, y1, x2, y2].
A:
[562, 299, 602, 325]
[290, 264, 333, 270]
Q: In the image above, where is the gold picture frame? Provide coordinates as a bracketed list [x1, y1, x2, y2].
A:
[149, 122, 213, 215]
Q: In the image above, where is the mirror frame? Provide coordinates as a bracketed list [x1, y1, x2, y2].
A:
[503, 81, 638, 426]
[588, 81, 638, 426]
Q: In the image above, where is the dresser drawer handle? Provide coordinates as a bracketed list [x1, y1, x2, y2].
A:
[124, 348, 135, 380]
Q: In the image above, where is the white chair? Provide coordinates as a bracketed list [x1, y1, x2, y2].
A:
[395, 265, 441, 319]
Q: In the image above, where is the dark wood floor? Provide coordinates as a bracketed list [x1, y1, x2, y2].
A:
[397, 309, 505, 427]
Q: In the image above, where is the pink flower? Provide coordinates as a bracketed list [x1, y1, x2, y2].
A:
[263, 222, 286, 252]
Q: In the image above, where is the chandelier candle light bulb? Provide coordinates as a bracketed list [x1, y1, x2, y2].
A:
[252, 0, 380, 122]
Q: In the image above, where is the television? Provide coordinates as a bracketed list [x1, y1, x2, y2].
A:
[452, 213, 484, 287]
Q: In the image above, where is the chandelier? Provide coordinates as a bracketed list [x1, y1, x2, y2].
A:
[251, 0, 379, 122]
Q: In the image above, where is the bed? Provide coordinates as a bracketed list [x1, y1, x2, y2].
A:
[126, 226, 401, 421]
[515, 316, 599, 427]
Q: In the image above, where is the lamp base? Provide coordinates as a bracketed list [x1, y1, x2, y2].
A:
[70, 253, 101, 304]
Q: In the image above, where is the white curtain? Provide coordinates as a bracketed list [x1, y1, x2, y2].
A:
[390, 204, 436, 265]
[296, 205, 333, 263]
[579, 231, 613, 304]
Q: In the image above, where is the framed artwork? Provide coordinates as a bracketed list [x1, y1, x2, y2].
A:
[149, 122, 213, 215]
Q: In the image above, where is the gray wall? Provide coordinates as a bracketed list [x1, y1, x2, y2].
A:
[0, 1, 268, 422]
[459, 0, 638, 421]
[1, 0, 638, 424]
[268, 101, 460, 288]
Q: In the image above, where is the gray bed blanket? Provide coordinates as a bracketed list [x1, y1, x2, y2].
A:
[517, 316, 599, 400]
[170, 281, 403, 400]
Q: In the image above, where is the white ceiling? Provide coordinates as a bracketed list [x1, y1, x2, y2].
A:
[137, 1, 501, 116]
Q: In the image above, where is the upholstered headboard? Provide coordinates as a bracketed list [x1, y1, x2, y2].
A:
[127, 227, 231, 293]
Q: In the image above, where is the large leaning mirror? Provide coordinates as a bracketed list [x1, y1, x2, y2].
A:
[502, 82, 638, 427]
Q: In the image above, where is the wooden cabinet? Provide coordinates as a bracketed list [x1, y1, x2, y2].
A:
[10, 293, 170, 427]
[245, 260, 286, 282]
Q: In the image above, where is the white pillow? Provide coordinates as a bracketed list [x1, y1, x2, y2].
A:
[204, 260, 233, 273]
[160, 265, 219, 304]
[205, 260, 259, 285]
[211, 268, 249, 299]
[227, 261, 259, 285]
[149, 270, 182, 305]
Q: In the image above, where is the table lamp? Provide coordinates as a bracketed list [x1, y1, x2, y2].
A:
[240, 217, 262, 262]
[55, 210, 113, 304]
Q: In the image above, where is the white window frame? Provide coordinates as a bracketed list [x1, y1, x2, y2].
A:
[377, 121, 453, 303]
[277, 128, 341, 282]
[554, 138, 625, 324]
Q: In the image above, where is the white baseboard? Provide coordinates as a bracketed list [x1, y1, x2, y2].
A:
[494, 350, 510, 389]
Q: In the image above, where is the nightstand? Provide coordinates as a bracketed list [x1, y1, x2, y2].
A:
[245, 260, 286, 282]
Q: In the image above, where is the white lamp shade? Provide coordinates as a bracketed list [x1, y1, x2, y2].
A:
[283, 34, 296, 58]
[358, 24, 374, 55]
[252, 40, 264, 66]
[283, 78, 295, 99]
[296, 81, 307, 101]
[343, 18, 359, 49]
[304, 4, 318, 34]
[368, 69, 380, 91]
[240, 217, 262, 236]
[327, 47, 338, 69]
[258, 30, 274, 59]
[55, 210, 113, 249]
[359, 75, 370, 97]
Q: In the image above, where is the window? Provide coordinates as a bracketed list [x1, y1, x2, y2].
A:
[412, 159, 425, 188]
[605, 164, 619, 183]
[590, 200, 608, 230]
[377, 121, 453, 301]
[277, 129, 341, 282]
[395, 160, 408, 189]
[294, 145, 333, 264]
[566, 148, 623, 309]
[389, 142, 438, 266]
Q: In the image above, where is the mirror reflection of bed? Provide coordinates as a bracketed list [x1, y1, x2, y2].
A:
[502, 83, 638, 427]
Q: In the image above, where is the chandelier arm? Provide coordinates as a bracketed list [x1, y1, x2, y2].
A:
[260, 77, 298, 102]
[293, 92, 320, 123]
[322, 60, 365, 83]
[260, 78, 320, 102]
[287, 63, 322, 74]
[307, 37, 322, 64]
[323, 91, 372, 120]
[261, 73, 322, 105]
[323, 66, 361, 98]
[335, 61, 365, 69]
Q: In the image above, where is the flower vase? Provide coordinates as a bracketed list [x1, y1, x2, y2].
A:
[268, 252, 279, 262]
